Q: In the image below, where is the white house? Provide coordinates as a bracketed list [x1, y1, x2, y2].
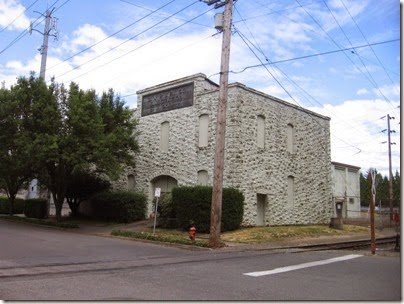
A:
[331, 161, 361, 218]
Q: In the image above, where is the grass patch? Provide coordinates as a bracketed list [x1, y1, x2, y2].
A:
[111, 229, 210, 248]
[221, 225, 369, 244]
[0, 215, 79, 229]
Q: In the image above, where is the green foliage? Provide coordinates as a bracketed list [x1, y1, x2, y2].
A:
[0, 79, 35, 213]
[360, 169, 401, 207]
[172, 186, 244, 233]
[24, 198, 48, 219]
[111, 229, 210, 248]
[2, 75, 139, 221]
[0, 197, 25, 214]
[2, 215, 79, 228]
[156, 193, 178, 228]
[90, 191, 146, 223]
[221, 187, 245, 231]
[66, 170, 111, 216]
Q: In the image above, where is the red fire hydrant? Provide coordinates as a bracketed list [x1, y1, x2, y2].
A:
[189, 226, 196, 241]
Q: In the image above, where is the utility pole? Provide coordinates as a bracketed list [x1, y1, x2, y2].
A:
[382, 114, 396, 225]
[29, 8, 59, 79]
[369, 169, 376, 255]
[202, 0, 234, 248]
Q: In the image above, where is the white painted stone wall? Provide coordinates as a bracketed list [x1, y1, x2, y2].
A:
[331, 162, 361, 218]
[116, 74, 333, 226]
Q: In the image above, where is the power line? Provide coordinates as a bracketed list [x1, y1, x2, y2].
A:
[120, 0, 210, 28]
[46, 0, 177, 73]
[62, 2, 213, 83]
[104, 32, 217, 91]
[295, 0, 398, 117]
[219, 39, 398, 76]
[320, 0, 398, 117]
[338, 0, 400, 98]
[0, 0, 62, 55]
[0, 0, 40, 33]
[55, 1, 200, 80]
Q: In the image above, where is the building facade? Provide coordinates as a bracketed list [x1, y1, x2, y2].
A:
[331, 161, 361, 218]
[117, 73, 333, 226]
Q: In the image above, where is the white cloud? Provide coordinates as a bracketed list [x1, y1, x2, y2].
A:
[356, 88, 369, 95]
[0, 0, 30, 30]
[309, 98, 400, 176]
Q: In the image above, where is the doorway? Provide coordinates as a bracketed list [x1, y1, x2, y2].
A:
[256, 193, 267, 226]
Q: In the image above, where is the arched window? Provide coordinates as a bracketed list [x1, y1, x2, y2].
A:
[257, 115, 265, 148]
[197, 170, 209, 186]
[127, 174, 135, 190]
[287, 175, 295, 207]
[160, 121, 169, 152]
[287, 123, 295, 153]
[198, 114, 209, 147]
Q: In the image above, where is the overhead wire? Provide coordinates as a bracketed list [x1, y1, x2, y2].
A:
[295, 0, 398, 117]
[55, 1, 202, 81]
[46, 0, 177, 73]
[0, 0, 40, 33]
[233, 5, 382, 142]
[232, 3, 369, 156]
[120, 0, 211, 28]
[104, 32, 218, 91]
[320, 0, 399, 117]
[0, 0, 64, 55]
[62, 2, 214, 83]
[338, 0, 400, 97]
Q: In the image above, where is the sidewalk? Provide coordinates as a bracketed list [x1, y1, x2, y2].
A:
[73, 218, 400, 255]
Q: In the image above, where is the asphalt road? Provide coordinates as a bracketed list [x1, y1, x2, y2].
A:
[0, 219, 401, 301]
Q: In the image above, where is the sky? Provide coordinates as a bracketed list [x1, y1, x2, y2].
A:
[0, 0, 401, 177]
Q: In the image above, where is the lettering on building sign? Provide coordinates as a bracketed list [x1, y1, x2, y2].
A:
[141, 83, 194, 116]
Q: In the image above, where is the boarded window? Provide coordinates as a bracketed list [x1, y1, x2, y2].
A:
[287, 175, 294, 207]
[127, 174, 135, 190]
[287, 123, 295, 153]
[160, 121, 169, 152]
[198, 114, 209, 147]
[197, 170, 209, 185]
[257, 115, 265, 148]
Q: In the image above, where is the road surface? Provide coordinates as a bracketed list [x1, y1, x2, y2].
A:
[0, 219, 400, 301]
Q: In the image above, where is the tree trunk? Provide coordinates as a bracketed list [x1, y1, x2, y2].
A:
[53, 192, 64, 221]
[8, 195, 15, 216]
[67, 198, 79, 217]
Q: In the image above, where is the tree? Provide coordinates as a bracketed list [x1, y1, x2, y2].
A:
[393, 170, 400, 207]
[26, 75, 139, 221]
[0, 81, 34, 214]
[360, 168, 401, 208]
[66, 170, 111, 217]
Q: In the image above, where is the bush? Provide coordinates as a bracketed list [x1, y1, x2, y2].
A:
[172, 186, 244, 233]
[0, 197, 25, 214]
[24, 198, 48, 219]
[157, 193, 178, 228]
[90, 191, 146, 223]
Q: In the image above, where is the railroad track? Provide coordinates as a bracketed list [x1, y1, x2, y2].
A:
[294, 236, 399, 252]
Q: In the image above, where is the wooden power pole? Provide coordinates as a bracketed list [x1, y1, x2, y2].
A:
[369, 169, 376, 255]
[387, 114, 395, 224]
[208, 0, 234, 248]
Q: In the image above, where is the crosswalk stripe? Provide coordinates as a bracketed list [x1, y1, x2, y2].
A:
[243, 254, 363, 277]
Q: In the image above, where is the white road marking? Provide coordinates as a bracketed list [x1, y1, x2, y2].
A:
[243, 254, 363, 277]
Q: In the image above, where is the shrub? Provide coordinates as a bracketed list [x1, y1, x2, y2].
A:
[24, 198, 48, 219]
[90, 191, 146, 223]
[66, 170, 111, 217]
[157, 193, 178, 228]
[0, 197, 25, 214]
[172, 186, 244, 233]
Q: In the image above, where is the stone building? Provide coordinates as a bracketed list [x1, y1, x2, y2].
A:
[331, 161, 361, 218]
[119, 73, 333, 226]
